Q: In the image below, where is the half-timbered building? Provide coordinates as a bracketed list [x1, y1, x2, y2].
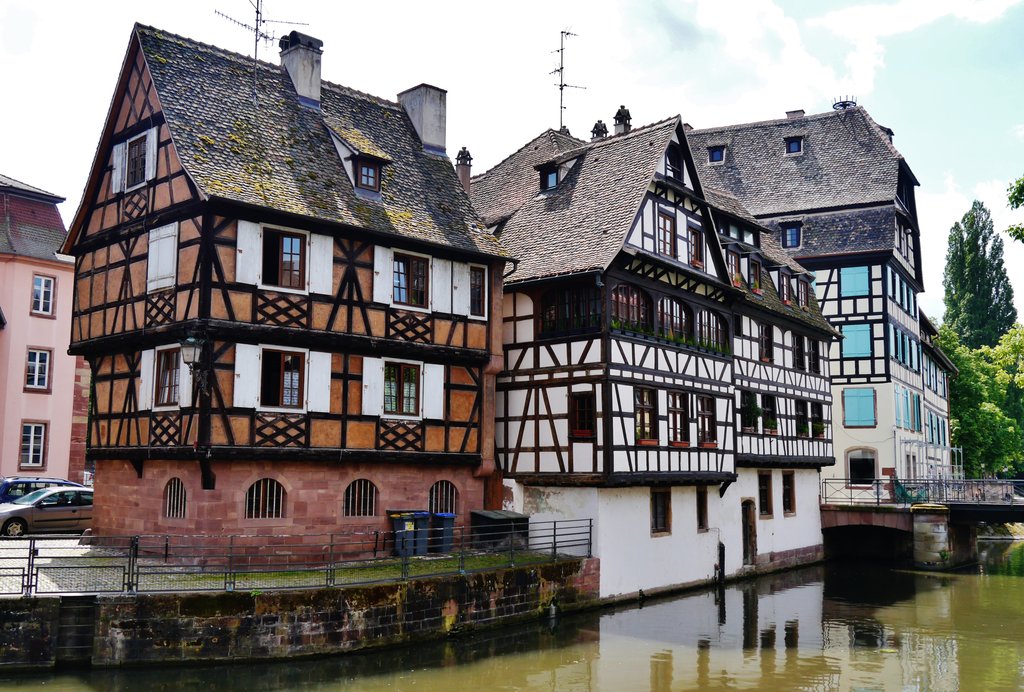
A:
[690, 106, 957, 485]
[471, 111, 835, 597]
[63, 26, 507, 536]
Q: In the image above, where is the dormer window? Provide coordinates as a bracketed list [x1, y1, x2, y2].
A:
[781, 222, 801, 248]
[356, 159, 381, 192]
[708, 146, 725, 163]
[665, 143, 683, 180]
[785, 137, 803, 155]
[779, 272, 793, 303]
[797, 279, 810, 308]
[126, 134, 148, 188]
[540, 166, 558, 191]
[750, 260, 762, 294]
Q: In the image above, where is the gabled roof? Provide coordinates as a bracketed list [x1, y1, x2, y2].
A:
[470, 129, 584, 227]
[471, 117, 680, 283]
[69, 25, 503, 259]
[689, 107, 909, 217]
[0, 173, 68, 261]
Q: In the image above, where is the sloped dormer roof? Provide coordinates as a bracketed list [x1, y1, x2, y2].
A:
[689, 107, 910, 217]
[0, 173, 67, 261]
[471, 117, 680, 283]
[69, 25, 504, 259]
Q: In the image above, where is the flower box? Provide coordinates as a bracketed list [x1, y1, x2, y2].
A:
[669, 440, 689, 448]
[698, 441, 718, 449]
[752, 288, 763, 296]
[765, 428, 778, 436]
[741, 426, 756, 434]
[637, 438, 659, 447]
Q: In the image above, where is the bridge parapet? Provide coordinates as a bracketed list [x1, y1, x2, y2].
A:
[822, 478, 1024, 507]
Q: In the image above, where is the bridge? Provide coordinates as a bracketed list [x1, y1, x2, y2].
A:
[820, 478, 1024, 569]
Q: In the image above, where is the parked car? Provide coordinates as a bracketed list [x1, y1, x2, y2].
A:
[0, 487, 94, 536]
[0, 476, 84, 505]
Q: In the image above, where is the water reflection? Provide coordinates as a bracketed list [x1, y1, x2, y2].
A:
[5, 542, 1024, 690]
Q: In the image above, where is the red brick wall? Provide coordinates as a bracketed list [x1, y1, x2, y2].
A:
[91, 458, 487, 537]
[67, 356, 90, 484]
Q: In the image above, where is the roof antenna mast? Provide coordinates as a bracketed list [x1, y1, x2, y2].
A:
[550, 30, 586, 132]
[215, 0, 307, 103]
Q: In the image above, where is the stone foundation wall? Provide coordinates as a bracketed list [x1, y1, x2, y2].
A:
[0, 599, 59, 669]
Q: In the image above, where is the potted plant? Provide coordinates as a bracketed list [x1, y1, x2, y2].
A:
[763, 417, 778, 435]
[732, 272, 744, 288]
[751, 279, 762, 296]
[796, 420, 810, 437]
[812, 421, 826, 438]
[636, 426, 658, 446]
[740, 398, 762, 433]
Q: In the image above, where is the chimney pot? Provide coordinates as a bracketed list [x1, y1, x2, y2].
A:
[398, 84, 448, 155]
[279, 31, 323, 108]
[786, 109, 805, 119]
[613, 105, 632, 135]
[455, 147, 472, 194]
[590, 120, 608, 141]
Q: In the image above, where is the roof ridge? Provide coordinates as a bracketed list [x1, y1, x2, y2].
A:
[471, 128, 576, 182]
[692, 106, 871, 135]
[556, 115, 680, 160]
[135, 23, 400, 110]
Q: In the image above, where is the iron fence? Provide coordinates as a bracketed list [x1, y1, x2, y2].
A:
[821, 478, 1024, 506]
[0, 518, 592, 598]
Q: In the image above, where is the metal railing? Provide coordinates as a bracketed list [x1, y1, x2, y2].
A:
[822, 478, 1024, 507]
[0, 518, 592, 598]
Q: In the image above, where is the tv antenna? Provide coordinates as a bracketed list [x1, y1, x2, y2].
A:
[550, 30, 586, 132]
[215, 0, 307, 101]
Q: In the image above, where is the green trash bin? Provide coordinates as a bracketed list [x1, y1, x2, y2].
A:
[430, 513, 456, 553]
[389, 511, 430, 557]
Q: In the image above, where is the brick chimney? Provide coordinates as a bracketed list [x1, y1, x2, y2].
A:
[456, 147, 472, 194]
[398, 84, 447, 155]
[786, 109, 805, 119]
[279, 31, 323, 109]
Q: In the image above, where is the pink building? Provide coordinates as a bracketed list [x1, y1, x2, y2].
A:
[0, 174, 88, 483]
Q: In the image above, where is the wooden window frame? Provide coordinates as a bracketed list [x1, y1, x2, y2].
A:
[355, 159, 381, 192]
[665, 143, 684, 180]
[740, 390, 758, 430]
[809, 340, 822, 375]
[657, 212, 676, 258]
[758, 322, 773, 363]
[19, 421, 48, 470]
[658, 298, 689, 341]
[650, 488, 671, 535]
[262, 228, 308, 292]
[782, 471, 796, 515]
[611, 284, 652, 332]
[393, 252, 430, 309]
[344, 479, 379, 517]
[727, 251, 742, 286]
[761, 395, 778, 434]
[469, 265, 487, 317]
[25, 347, 52, 393]
[539, 166, 558, 191]
[779, 272, 793, 303]
[758, 471, 773, 517]
[797, 279, 809, 308]
[697, 310, 725, 351]
[154, 347, 181, 408]
[635, 387, 657, 442]
[569, 392, 597, 439]
[245, 478, 286, 519]
[668, 391, 689, 445]
[31, 274, 56, 317]
[696, 486, 708, 532]
[384, 361, 421, 417]
[795, 400, 809, 437]
[125, 133, 148, 189]
[539, 285, 601, 336]
[793, 335, 806, 372]
[749, 261, 762, 294]
[260, 349, 306, 410]
[697, 395, 716, 445]
[688, 227, 704, 268]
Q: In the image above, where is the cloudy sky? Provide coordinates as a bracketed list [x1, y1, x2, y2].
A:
[3, 0, 1023, 321]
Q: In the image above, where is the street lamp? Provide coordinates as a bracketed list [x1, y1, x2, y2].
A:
[179, 335, 208, 395]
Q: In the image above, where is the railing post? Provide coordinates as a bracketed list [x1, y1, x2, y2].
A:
[126, 536, 139, 593]
[401, 551, 409, 581]
[327, 533, 335, 588]
[458, 525, 466, 574]
[225, 535, 235, 592]
[23, 538, 37, 598]
[588, 519, 593, 558]
[551, 521, 558, 561]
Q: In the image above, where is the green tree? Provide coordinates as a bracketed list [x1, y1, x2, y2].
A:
[943, 200, 1017, 348]
[1008, 175, 1024, 242]
[937, 326, 1022, 477]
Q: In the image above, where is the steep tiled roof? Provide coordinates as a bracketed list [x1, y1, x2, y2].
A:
[136, 25, 503, 258]
[1, 174, 68, 261]
[704, 187, 834, 336]
[470, 129, 584, 227]
[760, 206, 896, 259]
[472, 118, 679, 282]
[689, 107, 904, 216]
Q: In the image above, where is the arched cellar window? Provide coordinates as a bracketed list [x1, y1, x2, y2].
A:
[539, 285, 601, 335]
[847, 448, 877, 486]
[429, 480, 458, 515]
[611, 284, 652, 331]
[658, 298, 690, 341]
[343, 479, 378, 517]
[245, 478, 285, 519]
[697, 309, 726, 351]
[163, 477, 186, 519]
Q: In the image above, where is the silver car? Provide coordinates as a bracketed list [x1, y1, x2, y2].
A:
[0, 487, 94, 536]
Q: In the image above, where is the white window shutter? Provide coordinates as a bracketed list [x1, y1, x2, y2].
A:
[111, 142, 126, 194]
[236, 220, 262, 285]
[452, 262, 471, 316]
[233, 343, 261, 408]
[178, 350, 193, 408]
[423, 363, 445, 419]
[372, 246, 393, 304]
[307, 351, 332, 413]
[430, 258, 452, 313]
[147, 223, 178, 291]
[361, 356, 384, 416]
[138, 349, 155, 410]
[309, 233, 334, 295]
[144, 126, 158, 181]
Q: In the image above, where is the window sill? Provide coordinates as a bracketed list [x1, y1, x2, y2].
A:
[18, 465, 46, 472]
[783, 511, 796, 518]
[259, 283, 310, 297]
[758, 513, 774, 520]
[381, 414, 423, 423]
[23, 386, 52, 395]
[650, 530, 672, 538]
[391, 302, 431, 315]
[258, 406, 308, 415]
[30, 311, 57, 320]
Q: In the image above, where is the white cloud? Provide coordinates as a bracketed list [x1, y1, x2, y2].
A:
[916, 174, 1024, 324]
[1013, 124, 1024, 140]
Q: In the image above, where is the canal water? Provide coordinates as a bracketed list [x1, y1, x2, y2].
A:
[5, 541, 1024, 691]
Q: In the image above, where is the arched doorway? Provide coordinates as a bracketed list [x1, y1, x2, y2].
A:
[741, 500, 757, 566]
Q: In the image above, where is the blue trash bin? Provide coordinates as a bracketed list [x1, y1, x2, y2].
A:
[430, 513, 456, 553]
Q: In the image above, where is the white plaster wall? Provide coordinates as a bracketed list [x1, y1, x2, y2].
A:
[731, 469, 822, 557]
[825, 381, 898, 481]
